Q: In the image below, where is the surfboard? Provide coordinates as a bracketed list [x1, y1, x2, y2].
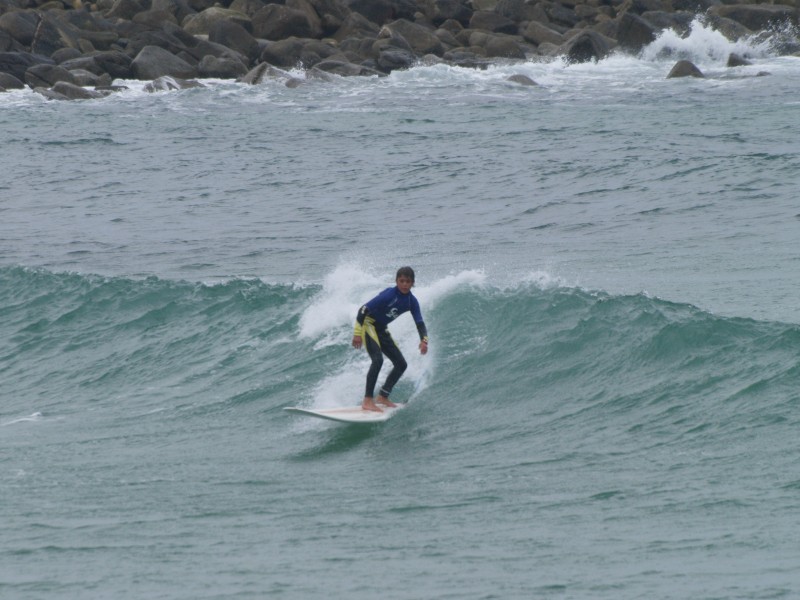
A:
[283, 403, 405, 424]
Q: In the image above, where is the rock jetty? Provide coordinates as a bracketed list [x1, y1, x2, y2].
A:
[0, 0, 798, 96]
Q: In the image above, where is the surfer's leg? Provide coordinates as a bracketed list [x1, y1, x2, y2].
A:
[377, 332, 406, 405]
[363, 333, 384, 412]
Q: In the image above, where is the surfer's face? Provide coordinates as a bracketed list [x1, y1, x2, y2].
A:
[396, 276, 414, 294]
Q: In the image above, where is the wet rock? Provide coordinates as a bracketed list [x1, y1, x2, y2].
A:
[522, 21, 564, 47]
[182, 7, 251, 36]
[52, 80, 108, 99]
[616, 12, 656, 54]
[507, 73, 538, 85]
[197, 54, 248, 78]
[0, 51, 54, 81]
[252, 4, 317, 41]
[727, 52, 751, 67]
[386, 19, 444, 56]
[209, 20, 260, 63]
[562, 30, 615, 64]
[0, 71, 25, 89]
[143, 74, 204, 91]
[667, 59, 704, 78]
[131, 45, 197, 80]
[24, 63, 77, 88]
[709, 4, 796, 32]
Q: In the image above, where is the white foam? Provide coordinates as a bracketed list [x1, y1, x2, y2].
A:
[1, 412, 43, 426]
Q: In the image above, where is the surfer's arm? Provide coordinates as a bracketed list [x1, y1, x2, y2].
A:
[416, 321, 428, 355]
[352, 305, 369, 349]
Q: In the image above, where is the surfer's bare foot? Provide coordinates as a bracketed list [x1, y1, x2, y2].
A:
[376, 396, 397, 408]
[362, 398, 383, 412]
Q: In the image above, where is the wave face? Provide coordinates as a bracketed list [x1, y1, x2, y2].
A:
[5, 263, 798, 428]
[3, 266, 800, 598]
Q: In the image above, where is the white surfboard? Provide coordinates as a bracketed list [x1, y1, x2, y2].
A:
[283, 403, 406, 424]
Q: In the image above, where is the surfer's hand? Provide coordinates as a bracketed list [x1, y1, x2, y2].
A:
[352, 335, 362, 349]
[419, 340, 428, 355]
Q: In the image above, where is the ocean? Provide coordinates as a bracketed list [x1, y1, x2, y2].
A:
[2, 21, 800, 599]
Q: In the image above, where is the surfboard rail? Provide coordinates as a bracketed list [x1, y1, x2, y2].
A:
[283, 404, 405, 424]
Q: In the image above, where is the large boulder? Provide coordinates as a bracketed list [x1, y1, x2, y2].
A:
[197, 54, 248, 78]
[345, 0, 417, 24]
[93, 51, 134, 79]
[616, 12, 656, 54]
[260, 37, 338, 68]
[311, 58, 382, 76]
[151, 0, 196, 23]
[333, 12, 380, 41]
[469, 11, 518, 34]
[52, 80, 108, 99]
[237, 61, 297, 84]
[252, 4, 318, 40]
[377, 46, 415, 70]
[143, 75, 204, 91]
[709, 4, 797, 32]
[0, 51, 54, 81]
[131, 45, 197, 79]
[182, 7, 252, 36]
[522, 21, 564, 46]
[385, 19, 444, 55]
[0, 71, 24, 89]
[208, 20, 260, 63]
[561, 30, 615, 64]
[24, 63, 77, 88]
[0, 11, 37, 46]
[429, 0, 472, 26]
[484, 34, 526, 59]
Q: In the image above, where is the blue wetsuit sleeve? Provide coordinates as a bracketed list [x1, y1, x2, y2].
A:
[411, 295, 428, 341]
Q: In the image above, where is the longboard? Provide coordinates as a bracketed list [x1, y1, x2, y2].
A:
[283, 403, 405, 424]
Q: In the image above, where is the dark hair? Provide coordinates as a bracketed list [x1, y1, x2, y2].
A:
[396, 266, 415, 282]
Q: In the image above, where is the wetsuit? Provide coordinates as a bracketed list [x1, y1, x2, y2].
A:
[354, 286, 428, 399]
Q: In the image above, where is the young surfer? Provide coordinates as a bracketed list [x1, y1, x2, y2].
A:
[352, 267, 429, 412]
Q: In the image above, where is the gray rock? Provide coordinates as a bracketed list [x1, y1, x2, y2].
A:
[143, 75, 204, 91]
[182, 7, 251, 36]
[151, 0, 196, 23]
[507, 73, 537, 86]
[0, 51, 54, 81]
[131, 45, 197, 80]
[469, 11, 517, 34]
[197, 54, 248, 78]
[0, 71, 24, 89]
[522, 21, 564, 47]
[52, 80, 108, 99]
[69, 68, 112, 86]
[385, 19, 444, 55]
[24, 63, 78, 88]
[561, 30, 615, 64]
[237, 61, 295, 84]
[252, 4, 316, 41]
[311, 58, 383, 76]
[333, 12, 380, 42]
[133, 9, 179, 29]
[209, 20, 260, 63]
[484, 35, 526, 59]
[727, 52, 751, 67]
[616, 12, 656, 54]
[666, 59, 704, 78]
[709, 4, 796, 33]
[0, 11, 37, 46]
[377, 47, 415, 71]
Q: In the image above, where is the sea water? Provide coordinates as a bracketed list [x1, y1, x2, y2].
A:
[2, 22, 800, 599]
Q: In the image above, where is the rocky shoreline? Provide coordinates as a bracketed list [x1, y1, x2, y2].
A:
[1, 0, 798, 97]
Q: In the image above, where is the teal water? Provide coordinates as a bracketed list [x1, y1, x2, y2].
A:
[3, 21, 800, 599]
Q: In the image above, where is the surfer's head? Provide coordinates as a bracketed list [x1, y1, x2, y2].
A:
[396, 266, 415, 294]
[396, 266, 415, 283]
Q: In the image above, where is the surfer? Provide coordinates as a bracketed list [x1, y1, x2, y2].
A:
[352, 266, 429, 412]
